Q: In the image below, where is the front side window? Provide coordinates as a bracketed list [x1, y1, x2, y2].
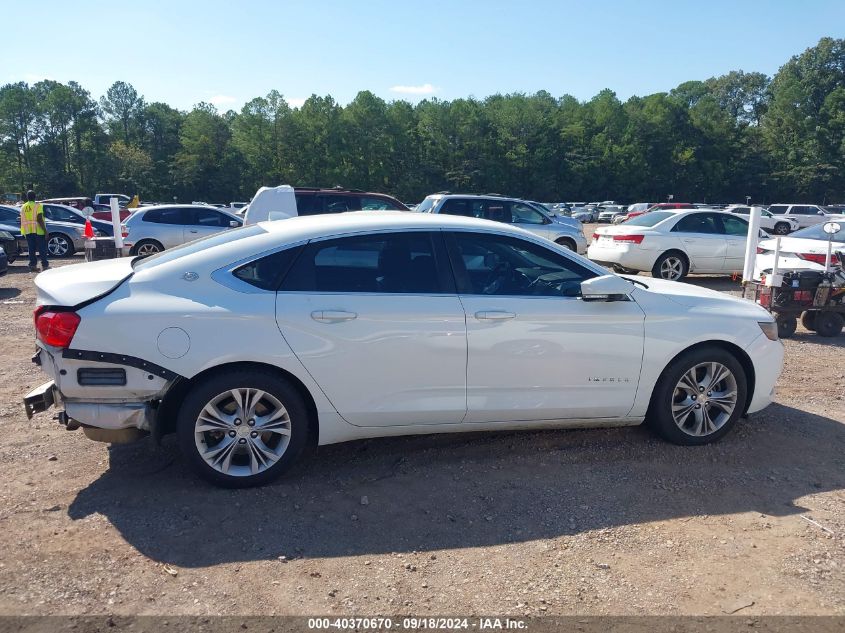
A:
[719, 215, 749, 236]
[142, 208, 186, 224]
[281, 232, 446, 294]
[448, 232, 596, 297]
[440, 198, 483, 218]
[672, 213, 720, 234]
[480, 200, 511, 223]
[45, 206, 81, 223]
[0, 207, 18, 222]
[511, 203, 546, 225]
[194, 208, 228, 227]
[768, 205, 788, 215]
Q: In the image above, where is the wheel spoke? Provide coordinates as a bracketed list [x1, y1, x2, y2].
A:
[196, 403, 233, 432]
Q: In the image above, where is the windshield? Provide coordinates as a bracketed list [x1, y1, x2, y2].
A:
[416, 197, 438, 213]
[133, 224, 266, 271]
[789, 222, 844, 241]
[623, 211, 675, 227]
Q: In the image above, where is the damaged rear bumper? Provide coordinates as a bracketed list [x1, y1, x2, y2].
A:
[23, 380, 58, 419]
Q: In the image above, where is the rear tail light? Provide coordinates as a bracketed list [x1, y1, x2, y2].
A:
[34, 308, 80, 348]
[592, 233, 600, 240]
[756, 247, 766, 254]
[613, 234, 645, 244]
[121, 224, 128, 238]
[797, 253, 839, 266]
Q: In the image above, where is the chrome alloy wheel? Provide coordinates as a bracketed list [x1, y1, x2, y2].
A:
[194, 388, 292, 477]
[659, 256, 685, 280]
[671, 362, 738, 437]
[47, 234, 70, 256]
[136, 242, 161, 256]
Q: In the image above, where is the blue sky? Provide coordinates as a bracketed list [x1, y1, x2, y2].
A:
[6, 0, 844, 111]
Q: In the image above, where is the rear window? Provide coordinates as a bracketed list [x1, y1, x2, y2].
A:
[133, 224, 266, 271]
[789, 223, 842, 241]
[624, 211, 675, 227]
[233, 245, 303, 290]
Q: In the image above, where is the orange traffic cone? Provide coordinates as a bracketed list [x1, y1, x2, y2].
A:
[83, 217, 94, 239]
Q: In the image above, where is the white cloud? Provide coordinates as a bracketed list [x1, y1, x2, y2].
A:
[287, 97, 306, 108]
[20, 73, 55, 84]
[389, 83, 439, 96]
[209, 94, 238, 106]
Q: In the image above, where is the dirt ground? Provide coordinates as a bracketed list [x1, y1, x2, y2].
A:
[0, 234, 843, 617]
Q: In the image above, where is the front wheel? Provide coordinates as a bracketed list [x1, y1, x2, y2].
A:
[775, 314, 797, 338]
[47, 233, 74, 257]
[132, 240, 163, 256]
[773, 222, 791, 236]
[814, 312, 844, 338]
[652, 252, 688, 281]
[555, 238, 575, 251]
[177, 369, 310, 487]
[647, 348, 747, 445]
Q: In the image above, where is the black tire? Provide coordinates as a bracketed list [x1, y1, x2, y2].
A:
[651, 251, 689, 281]
[131, 239, 163, 257]
[47, 233, 74, 258]
[773, 222, 791, 236]
[801, 310, 818, 332]
[775, 314, 797, 338]
[176, 368, 311, 487]
[647, 347, 748, 446]
[612, 265, 639, 275]
[555, 237, 576, 251]
[814, 312, 844, 338]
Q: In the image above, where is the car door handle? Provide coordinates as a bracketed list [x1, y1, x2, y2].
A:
[475, 310, 516, 321]
[189, 229, 199, 233]
[311, 310, 358, 323]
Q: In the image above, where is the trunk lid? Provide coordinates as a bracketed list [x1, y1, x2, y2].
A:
[35, 258, 134, 307]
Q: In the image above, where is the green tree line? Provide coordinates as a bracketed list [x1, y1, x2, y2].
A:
[2, 37, 844, 204]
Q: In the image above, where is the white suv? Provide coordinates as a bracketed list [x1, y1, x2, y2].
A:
[725, 205, 799, 235]
[766, 204, 830, 229]
[417, 194, 588, 253]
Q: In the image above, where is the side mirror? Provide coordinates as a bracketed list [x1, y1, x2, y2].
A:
[581, 275, 635, 301]
[229, 220, 240, 228]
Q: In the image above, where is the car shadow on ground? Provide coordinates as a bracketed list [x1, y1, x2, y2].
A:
[67, 403, 845, 567]
[0, 286, 22, 299]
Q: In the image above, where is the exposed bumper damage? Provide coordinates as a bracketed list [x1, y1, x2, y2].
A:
[23, 346, 181, 444]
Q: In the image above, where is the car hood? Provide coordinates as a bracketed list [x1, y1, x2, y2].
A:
[34, 257, 135, 307]
[631, 276, 771, 319]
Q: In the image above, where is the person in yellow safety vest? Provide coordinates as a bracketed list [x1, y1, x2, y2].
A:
[20, 190, 50, 272]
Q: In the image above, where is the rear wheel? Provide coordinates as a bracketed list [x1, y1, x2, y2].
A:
[47, 233, 74, 257]
[647, 347, 747, 445]
[132, 240, 163, 256]
[775, 314, 797, 338]
[177, 369, 310, 487]
[652, 251, 688, 281]
[814, 312, 844, 338]
[773, 222, 791, 236]
[801, 310, 818, 331]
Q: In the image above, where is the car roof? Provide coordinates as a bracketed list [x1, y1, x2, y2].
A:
[426, 193, 537, 204]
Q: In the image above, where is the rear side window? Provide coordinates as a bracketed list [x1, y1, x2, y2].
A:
[360, 196, 403, 210]
[672, 213, 720, 234]
[45, 205, 82, 223]
[294, 194, 315, 216]
[719, 215, 749, 236]
[281, 232, 447, 294]
[142, 208, 186, 224]
[0, 207, 18, 222]
[440, 198, 483, 218]
[233, 246, 303, 290]
[312, 195, 360, 214]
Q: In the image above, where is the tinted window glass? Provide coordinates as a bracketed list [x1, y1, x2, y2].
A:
[730, 207, 750, 215]
[790, 223, 842, 241]
[194, 208, 227, 227]
[233, 246, 303, 290]
[142, 208, 186, 224]
[672, 213, 720, 234]
[481, 200, 511, 223]
[312, 195, 359, 214]
[45, 205, 82, 223]
[360, 196, 402, 210]
[719, 215, 749, 236]
[450, 232, 596, 297]
[511, 203, 546, 225]
[281, 232, 444, 294]
[768, 205, 788, 215]
[0, 207, 18, 222]
[440, 198, 483, 218]
[624, 211, 675, 227]
[416, 197, 437, 213]
[793, 205, 819, 215]
[294, 193, 315, 216]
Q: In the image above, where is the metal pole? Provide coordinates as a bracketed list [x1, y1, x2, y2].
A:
[110, 197, 124, 254]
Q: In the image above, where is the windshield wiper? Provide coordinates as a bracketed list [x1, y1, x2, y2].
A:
[621, 276, 649, 289]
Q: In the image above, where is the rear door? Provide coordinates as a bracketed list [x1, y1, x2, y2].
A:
[509, 202, 551, 239]
[792, 205, 826, 227]
[275, 230, 467, 427]
[669, 212, 727, 272]
[718, 214, 751, 272]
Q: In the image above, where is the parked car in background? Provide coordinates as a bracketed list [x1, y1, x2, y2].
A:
[754, 218, 845, 275]
[0, 204, 104, 257]
[24, 211, 782, 487]
[93, 193, 131, 207]
[0, 222, 23, 264]
[0, 228, 17, 273]
[418, 193, 587, 253]
[571, 206, 598, 223]
[588, 209, 766, 280]
[725, 205, 798, 235]
[122, 205, 243, 256]
[244, 186, 408, 224]
[42, 197, 96, 215]
[766, 204, 831, 229]
[597, 205, 627, 223]
[624, 202, 696, 222]
[41, 203, 114, 237]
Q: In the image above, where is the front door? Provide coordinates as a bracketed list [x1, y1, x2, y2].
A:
[446, 231, 645, 423]
[669, 212, 727, 272]
[184, 208, 232, 243]
[275, 231, 467, 427]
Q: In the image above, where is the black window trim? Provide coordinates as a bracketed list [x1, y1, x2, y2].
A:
[277, 229, 457, 296]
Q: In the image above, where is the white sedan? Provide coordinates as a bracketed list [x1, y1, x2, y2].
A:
[24, 212, 783, 487]
[588, 209, 765, 280]
[755, 219, 845, 275]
